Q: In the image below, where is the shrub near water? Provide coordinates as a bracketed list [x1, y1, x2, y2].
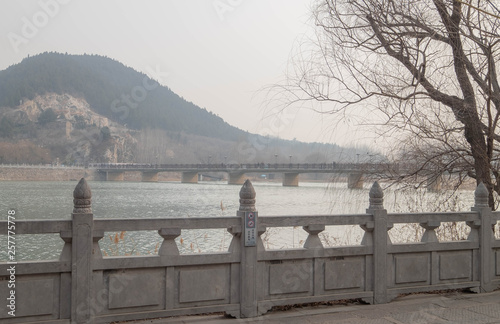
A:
[388, 188, 472, 243]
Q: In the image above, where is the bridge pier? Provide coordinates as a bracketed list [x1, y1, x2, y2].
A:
[348, 172, 363, 189]
[142, 171, 159, 182]
[105, 171, 124, 181]
[283, 173, 299, 187]
[228, 172, 245, 185]
[181, 171, 199, 184]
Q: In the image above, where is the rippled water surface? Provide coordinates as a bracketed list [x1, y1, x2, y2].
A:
[0, 180, 475, 260]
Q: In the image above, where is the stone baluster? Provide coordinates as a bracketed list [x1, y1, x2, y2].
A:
[467, 218, 481, 242]
[420, 221, 440, 243]
[93, 230, 104, 259]
[59, 230, 72, 261]
[227, 225, 242, 253]
[303, 225, 325, 249]
[158, 228, 181, 256]
[360, 222, 374, 246]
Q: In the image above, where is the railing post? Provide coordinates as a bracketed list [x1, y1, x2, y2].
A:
[471, 183, 495, 293]
[71, 178, 94, 324]
[367, 181, 389, 304]
[238, 179, 260, 318]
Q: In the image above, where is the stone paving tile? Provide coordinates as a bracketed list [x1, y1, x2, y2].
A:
[466, 304, 500, 320]
[377, 302, 442, 315]
[321, 318, 395, 324]
[353, 308, 395, 319]
[463, 292, 500, 304]
[429, 307, 498, 324]
[291, 305, 359, 316]
[430, 298, 483, 309]
[293, 310, 359, 321]
[390, 311, 453, 324]
[127, 290, 500, 324]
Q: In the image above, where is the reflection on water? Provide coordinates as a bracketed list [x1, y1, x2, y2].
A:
[0, 180, 474, 260]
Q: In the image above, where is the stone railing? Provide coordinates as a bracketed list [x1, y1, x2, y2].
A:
[0, 179, 499, 323]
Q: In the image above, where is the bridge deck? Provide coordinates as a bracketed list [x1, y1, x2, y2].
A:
[93, 162, 394, 174]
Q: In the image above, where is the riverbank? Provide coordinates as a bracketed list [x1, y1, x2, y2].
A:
[0, 165, 476, 190]
[0, 165, 95, 181]
[0, 165, 332, 183]
[0, 165, 182, 181]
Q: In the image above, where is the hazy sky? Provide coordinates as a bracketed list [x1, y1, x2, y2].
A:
[1, 0, 368, 146]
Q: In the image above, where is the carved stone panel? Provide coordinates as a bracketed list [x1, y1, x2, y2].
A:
[269, 261, 312, 295]
[324, 258, 364, 290]
[395, 254, 429, 284]
[0, 277, 55, 318]
[108, 269, 163, 309]
[179, 267, 227, 303]
[439, 251, 471, 280]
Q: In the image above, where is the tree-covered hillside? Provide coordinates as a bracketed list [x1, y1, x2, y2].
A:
[0, 52, 247, 140]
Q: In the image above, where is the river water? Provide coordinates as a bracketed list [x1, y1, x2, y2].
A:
[0, 180, 475, 261]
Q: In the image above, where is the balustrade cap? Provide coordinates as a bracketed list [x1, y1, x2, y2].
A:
[474, 182, 489, 208]
[239, 179, 256, 212]
[368, 181, 384, 209]
[73, 178, 92, 214]
[74, 178, 92, 199]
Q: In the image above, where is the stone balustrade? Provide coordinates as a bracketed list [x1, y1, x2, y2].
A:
[0, 179, 499, 323]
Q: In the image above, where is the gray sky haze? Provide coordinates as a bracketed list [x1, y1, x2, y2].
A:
[1, 0, 367, 146]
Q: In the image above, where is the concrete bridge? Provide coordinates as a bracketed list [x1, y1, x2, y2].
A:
[92, 162, 401, 189]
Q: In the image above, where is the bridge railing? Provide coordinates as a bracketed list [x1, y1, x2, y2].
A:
[0, 179, 499, 323]
[90, 162, 397, 172]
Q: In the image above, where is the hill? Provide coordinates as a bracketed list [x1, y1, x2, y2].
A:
[0, 52, 246, 140]
[0, 52, 375, 166]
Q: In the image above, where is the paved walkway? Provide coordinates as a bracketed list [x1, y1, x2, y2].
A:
[126, 289, 500, 324]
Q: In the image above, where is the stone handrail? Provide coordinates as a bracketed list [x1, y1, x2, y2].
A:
[0, 179, 498, 323]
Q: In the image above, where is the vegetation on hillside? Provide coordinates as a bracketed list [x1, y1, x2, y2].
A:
[0, 52, 246, 140]
[0, 52, 374, 165]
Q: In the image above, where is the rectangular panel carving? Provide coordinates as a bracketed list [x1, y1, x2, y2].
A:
[179, 267, 227, 303]
[439, 251, 471, 280]
[0, 278, 55, 318]
[108, 269, 163, 309]
[395, 254, 428, 284]
[269, 261, 312, 295]
[324, 258, 364, 290]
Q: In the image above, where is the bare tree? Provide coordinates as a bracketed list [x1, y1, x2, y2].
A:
[278, 0, 500, 208]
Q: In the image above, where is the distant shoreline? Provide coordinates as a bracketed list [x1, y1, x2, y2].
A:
[0, 165, 340, 184]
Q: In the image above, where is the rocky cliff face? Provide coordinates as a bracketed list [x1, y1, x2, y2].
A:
[13, 93, 110, 127]
[0, 93, 137, 165]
